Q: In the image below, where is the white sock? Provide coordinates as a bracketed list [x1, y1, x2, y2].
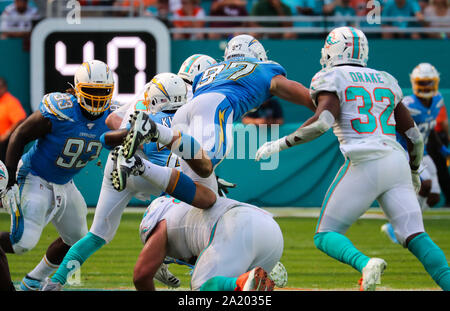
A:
[28, 256, 59, 281]
[156, 123, 174, 146]
[141, 157, 172, 191]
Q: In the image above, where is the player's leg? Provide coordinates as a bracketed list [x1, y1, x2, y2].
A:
[378, 150, 450, 290]
[50, 155, 135, 287]
[0, 245, 15, 291]
[423, 155, 441, 207]
[123, 93, 234, 178]
[194, 206, 282, 291]
[111, 146, 217, 209]
[313, 158, 387, 290]
[21, 237, 70, 291]
[0, 173, 53, 255]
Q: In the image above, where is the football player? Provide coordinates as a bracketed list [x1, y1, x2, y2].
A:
[42, 65, 231, 291]
[133, 195, 283, 291]
[111, 34, 314, 210]
[255, 27, 450, 291]
[0, 60, 114, 290]
[41, 72, 186, 290]
[106, 54, 216, 130]
[381, 63, 449, 243]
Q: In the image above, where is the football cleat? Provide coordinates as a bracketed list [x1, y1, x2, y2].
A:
[236, 267, 275, 291]
[41, 278, 63, 291]
[122, 111, 158, 159]
[20, 275, 42, 291]
[111, 146, 145, 192]
[359, 258, 387, 291]
[154, 263, 181, 288]
[381, 223, 400, 244]
[269, 262, 288, 288]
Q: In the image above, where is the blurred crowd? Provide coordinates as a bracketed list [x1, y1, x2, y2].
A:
[0, 0, 449, 42]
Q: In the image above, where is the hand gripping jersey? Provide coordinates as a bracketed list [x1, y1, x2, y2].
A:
[20, 92, 111, 185]
[397, 93, 444, 156]
[310, 65, 404, 164]
[192, 57, 286, 121]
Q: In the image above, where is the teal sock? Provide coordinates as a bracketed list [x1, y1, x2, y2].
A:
[407, 232, 450, 291]
[314, 232, 370, 273]
[200, 276, 238, 291]
[51, 232, 106, 285]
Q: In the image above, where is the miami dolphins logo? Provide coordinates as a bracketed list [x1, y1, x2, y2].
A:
[0, 168, 6, 180]
[326, 33, 340, 47]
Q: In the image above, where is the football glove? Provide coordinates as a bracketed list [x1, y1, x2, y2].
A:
[1, 184, 21, 216]
[216, 176, 236, 197]
[255, 138, 287, 161]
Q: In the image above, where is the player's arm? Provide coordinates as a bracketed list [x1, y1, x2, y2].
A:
[269, 75, 316, 112]
[133, 220, 168, 291]
[395, 102, 424, 193]
[395, 102, 424, 172]
[105, 112, 123, 130]
[255, 91, 339, 161]
[5, 111, 52, 187]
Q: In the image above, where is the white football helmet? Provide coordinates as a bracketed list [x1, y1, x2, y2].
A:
[74, 60, 114, 116]
[144, 72, 187, 114]
[178, 54, 217, 84]
[320, 26, 369, 69]
[224, 34, 267, 61]
[410, 63, 440, 99]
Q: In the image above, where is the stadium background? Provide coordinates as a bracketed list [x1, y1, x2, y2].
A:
[1, 38, 448, 207]
[0, 0, 449, 209]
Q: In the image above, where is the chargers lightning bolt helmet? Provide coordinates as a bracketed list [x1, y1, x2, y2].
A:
[224, 34, 268, 61]
[144, 72, 187, 114]
[320, 27, 369, 69]
[410, 63, 440, 99]
[178, 54, 217, 84]
[74, 60, 114, 116]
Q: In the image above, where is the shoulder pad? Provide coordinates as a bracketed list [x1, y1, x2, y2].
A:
[40, 92, 76, 122]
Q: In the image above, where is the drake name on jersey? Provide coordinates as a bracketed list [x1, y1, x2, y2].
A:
[310, 65, 404, 163]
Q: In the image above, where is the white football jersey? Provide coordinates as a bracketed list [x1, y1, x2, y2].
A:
[310, 65, 405, 163]
[139, 196, 269, 261]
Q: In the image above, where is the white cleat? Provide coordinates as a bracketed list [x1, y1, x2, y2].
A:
[154, 263, 181, 288]
[269, 262, 288, 288]
[122, 111, 158, 159]
[111, 146, 145, 192]
[41, 278, 63, 291]
[359, 258, 387, 291]
[237, 267, 275, 291]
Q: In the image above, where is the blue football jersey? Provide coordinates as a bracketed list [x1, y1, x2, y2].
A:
[397, 93, 444, 155]
[20, 92, 111, 185]
[192, 57, 287, 121]
[142, 111, 179, 168]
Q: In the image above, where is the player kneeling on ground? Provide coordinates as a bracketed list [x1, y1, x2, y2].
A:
[134, 195, 284, 291]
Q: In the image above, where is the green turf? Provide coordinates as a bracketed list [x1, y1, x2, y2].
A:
[1, 211, 449, 291]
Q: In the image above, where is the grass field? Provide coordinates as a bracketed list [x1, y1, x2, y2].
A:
[1, 208, 450, 291]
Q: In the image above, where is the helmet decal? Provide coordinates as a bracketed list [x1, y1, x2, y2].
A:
[151, 77, 171, 100]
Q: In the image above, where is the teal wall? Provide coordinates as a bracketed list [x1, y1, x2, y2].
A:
[2, 38, 449, 207]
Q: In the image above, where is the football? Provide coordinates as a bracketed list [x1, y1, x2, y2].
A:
[0, 160, 8, 194]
